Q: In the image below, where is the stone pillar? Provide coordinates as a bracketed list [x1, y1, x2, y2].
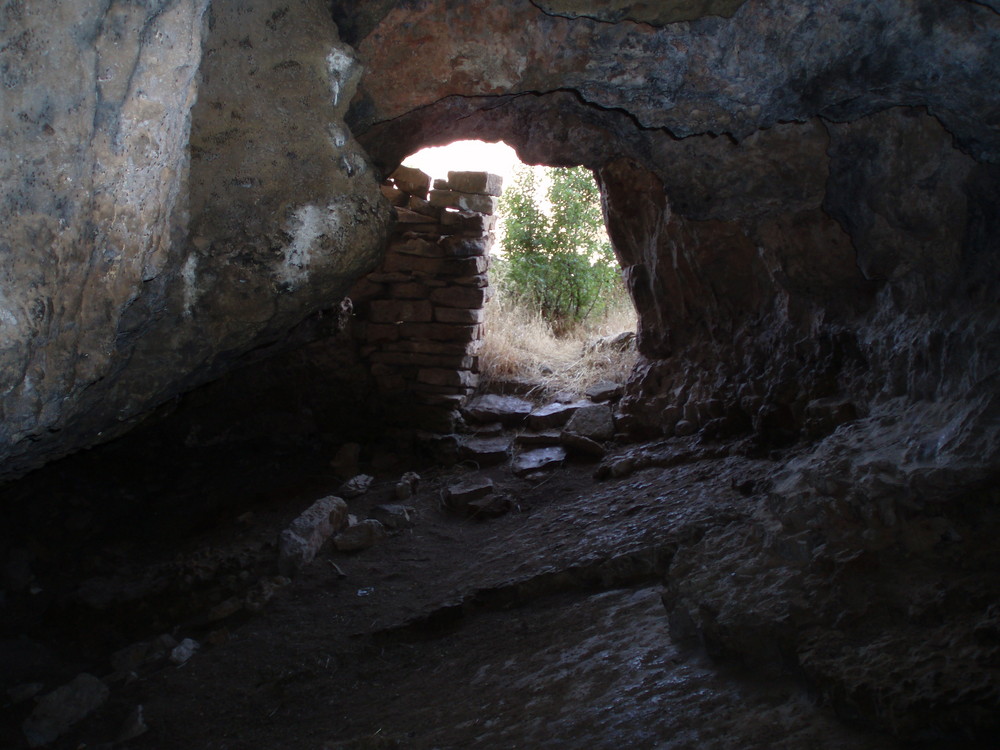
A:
[348, 167, 502, 432]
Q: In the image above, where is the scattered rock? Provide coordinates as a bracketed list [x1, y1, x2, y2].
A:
[334, 520, 389, 552]
[560, 431, 607, 460]
[563, 403, 615, 441]
[169, 638, 200, 665]
[462, 394, 533, 426]
[23, 673, 110, 748]
[369, 504, 415, 530]
[458, 436, 511, 466]
[330, 443, 361, 479]
[444, 476, 495, 513]
[526, 401, 587, 430]
[117, 705, 148, 743]
[340, 474, 374, 498]
[394, 471, 421, 500]
[512, 447, 567, 476]
[278, 496, 350, 575]
[586, 380, 623, 403]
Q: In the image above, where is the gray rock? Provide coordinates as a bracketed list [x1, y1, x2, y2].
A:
[23, 673, 110, 748]
[467, 494, 512, 518]
[169, 638, 200, 665]
[369, 504, 415, 530]
[395, 471, 421, 501]
[526, 401, 588, 430]
[278, 496, 349, 575]
[563, 403, 615, 441]
[459, 435, 511, 465]
[462, 394, 534, 425]
[586, 380, 623, 403]
[674, 419, 698, 437]
[340, 474, 374, 498]
[116, 705, 148, 743]
[512, 447, 567, 476]
[444, 476, 495, 512]
[334, 520, 388, 552]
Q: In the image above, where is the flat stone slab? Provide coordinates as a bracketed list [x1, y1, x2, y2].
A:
[563, 403, 615, 441]
[445, 476, 495, 512]
[459, 436, 511, 466]
[586, 380, 623, 403]
[515, 430, 563, 447]
[527, 400, 588, 431]
[462, 394, 534, 426]
[512, 446, 567, 476]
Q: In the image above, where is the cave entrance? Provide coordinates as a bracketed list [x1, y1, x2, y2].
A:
[350, 140, 637, 434]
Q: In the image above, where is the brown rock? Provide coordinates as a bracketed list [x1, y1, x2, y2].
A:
[368, 300, 434, 324]
[390, 165, 431, 196]
[434, 307, 486, 324]
[447, 171, 504, 196]
[430, 286, 491, 309]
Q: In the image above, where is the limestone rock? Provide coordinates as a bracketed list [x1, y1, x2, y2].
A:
[278, 496, 350, 575]
[446, 171, 504, 196]
[340, 474, 375, 498]
[390, 165, 432, 196]
[23, 673, 109, 748]
[563, 404, 615, 441]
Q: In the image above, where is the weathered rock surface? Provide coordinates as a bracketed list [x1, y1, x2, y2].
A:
[334, 519, 389, 552]
[563, 404, 615, 441]
[462, 395, 534, 426]
[512, 447, 568, 476]
[0, 0, 390, 479]
[278, 496, 350, 575]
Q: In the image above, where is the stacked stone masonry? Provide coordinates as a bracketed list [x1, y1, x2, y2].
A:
[348, 167, 502, 432]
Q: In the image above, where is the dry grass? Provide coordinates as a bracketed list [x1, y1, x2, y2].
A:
[478, 289, 639, 399]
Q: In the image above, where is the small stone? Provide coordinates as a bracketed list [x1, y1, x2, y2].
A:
[369, 504, 415, 530]
[23, 674, 109, 748]
[444, 476, 495, 512]
[169, 638, 200, 665]
[389, 165, 431, 196]
[462, 394, 534, 425]
[340, 474, 374, 498]
[512, 446, 567, 476]
[334, 520, 388, 552]
[563, 403, 615, 441]
[586, 380, 623, 402]
[278, 496, 349, 575]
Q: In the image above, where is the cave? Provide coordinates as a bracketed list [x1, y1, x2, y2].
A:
[1, 0, 999, 747]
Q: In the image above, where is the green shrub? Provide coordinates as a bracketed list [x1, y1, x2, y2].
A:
[496, 165, 621, 333]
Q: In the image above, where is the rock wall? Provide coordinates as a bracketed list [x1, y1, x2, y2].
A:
[350, 168, 500, 433]
[0, 0, 390, 480]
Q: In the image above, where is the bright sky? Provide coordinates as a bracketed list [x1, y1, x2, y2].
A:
[401, 140, 523, 192]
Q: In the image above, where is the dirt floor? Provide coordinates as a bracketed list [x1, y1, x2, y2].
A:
[0, 415, 903, 749]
